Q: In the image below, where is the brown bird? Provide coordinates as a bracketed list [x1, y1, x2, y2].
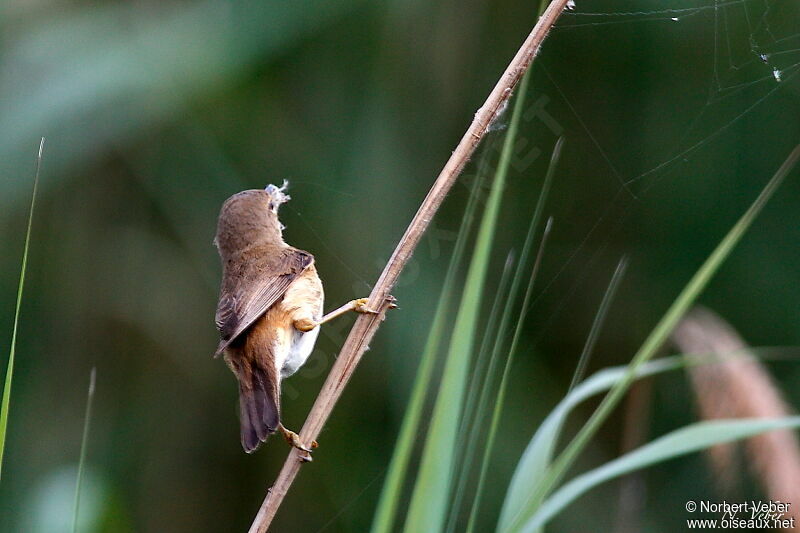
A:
[214, 183, 373, 456]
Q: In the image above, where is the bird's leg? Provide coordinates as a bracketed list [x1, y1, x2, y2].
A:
[321, 298, 380, 323]
[278, 423, 318, 462]
[294, 297, 386, 332]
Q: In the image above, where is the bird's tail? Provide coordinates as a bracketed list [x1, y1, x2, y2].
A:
[238, 360, 280, 453]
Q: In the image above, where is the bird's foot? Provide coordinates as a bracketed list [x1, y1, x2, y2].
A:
[279, 424, 318, 462]
[353, 295, 398, 314]
[352, 297, 379, 315]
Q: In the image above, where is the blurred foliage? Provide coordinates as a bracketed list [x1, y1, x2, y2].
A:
[2, 0, 800, 531]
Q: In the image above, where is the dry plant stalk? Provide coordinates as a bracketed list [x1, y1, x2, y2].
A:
[248, 1, 571, 530]
[673, 307, 800, 526]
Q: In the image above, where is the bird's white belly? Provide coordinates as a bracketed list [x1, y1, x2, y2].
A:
[279, 326, 320, 379]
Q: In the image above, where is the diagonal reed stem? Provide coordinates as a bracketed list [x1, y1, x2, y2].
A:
[248, 2, 570, 530]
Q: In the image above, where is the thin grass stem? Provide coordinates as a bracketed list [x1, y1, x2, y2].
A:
[567, 257, 628, 393]
[72, 367, 97, 533]
[0, 138, 44, 481]
[465, 217, 553, 533]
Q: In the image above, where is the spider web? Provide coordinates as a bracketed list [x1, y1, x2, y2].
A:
[551, 0, 800, 192]
[518, 0, 800, 351]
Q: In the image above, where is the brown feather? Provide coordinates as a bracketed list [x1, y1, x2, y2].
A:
[224, 313, 282, 453]
[215, 244, 312, 356]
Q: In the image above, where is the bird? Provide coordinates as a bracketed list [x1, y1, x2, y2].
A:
[213, 182, 375, 457]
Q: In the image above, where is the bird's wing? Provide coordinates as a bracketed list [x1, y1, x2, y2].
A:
[215, 247, 313, 356]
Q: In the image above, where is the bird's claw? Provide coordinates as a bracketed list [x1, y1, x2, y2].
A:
[353, 298, 379, 315]
[297, 439, 319, 462]
[280, 426, 317, 461]
[354, 295, 399, 315]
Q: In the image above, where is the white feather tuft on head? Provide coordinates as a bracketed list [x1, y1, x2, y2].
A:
[265, 180, 291, 206]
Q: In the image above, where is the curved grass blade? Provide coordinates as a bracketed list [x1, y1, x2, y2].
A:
[497, 352, 719, 531]
[501, 142, 800, 533]
[523, 417, 800, 531]
[496, 347, 800, 531]
[0, 138, 44, 481]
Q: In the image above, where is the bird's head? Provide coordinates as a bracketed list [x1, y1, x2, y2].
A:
[214, 182, 292, 255]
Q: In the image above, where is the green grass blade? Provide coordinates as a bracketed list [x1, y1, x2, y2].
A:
[465, 216, 554, 533]
[0, 138, 44, 481]
[402, 67, 531, 533]
[497, 347, 800, 533]
[445, 251, 516, 533]
[502, 142, 800, 532]
[457, 251, 516, 443]
[497, 351, 730, 531]
[72, 367, 97, 533]
[568, 257, 628, 393]
[449, 136, 562, 533]
[370, 150, 493, 533]
[460, 134, 563, 459]
[524, 417, 800, 531]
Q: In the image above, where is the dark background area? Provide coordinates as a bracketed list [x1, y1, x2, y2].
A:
[1, 0, 799, 531]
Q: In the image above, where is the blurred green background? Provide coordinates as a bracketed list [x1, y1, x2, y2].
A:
[2, 0, 800, 531]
